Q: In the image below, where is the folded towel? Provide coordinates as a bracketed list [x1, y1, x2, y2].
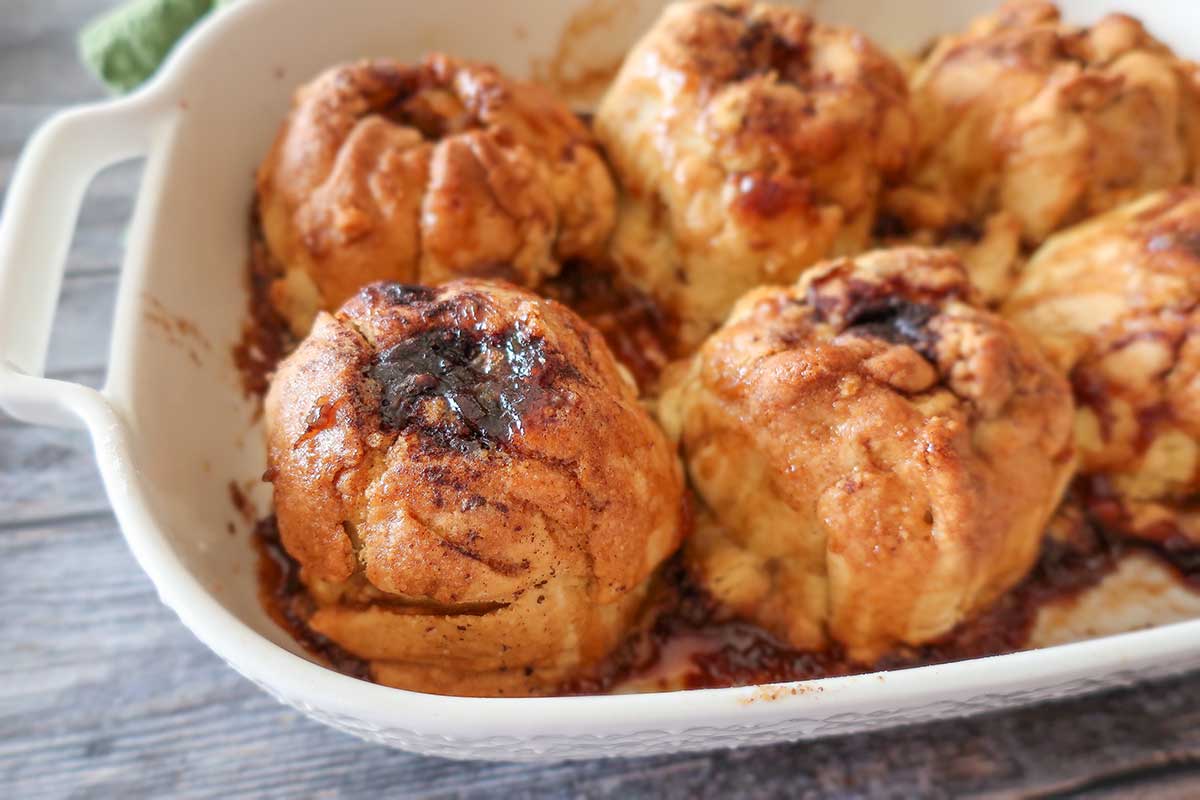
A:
[79, 0, 234, 94]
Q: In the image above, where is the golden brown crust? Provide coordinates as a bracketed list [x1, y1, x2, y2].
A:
[264, 279, 685, 695]
[1005, 188, 1200, 545]
[257, 55, 616, 336]
[890, 0, 1200, 249]
[595, 1, 915, 348]
[660, 248, 1075, 661]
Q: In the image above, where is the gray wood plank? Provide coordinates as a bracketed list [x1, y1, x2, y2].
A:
[42, 270, 117, 378]
[0, 423, 108, 524]
[0, 0, 119, 105]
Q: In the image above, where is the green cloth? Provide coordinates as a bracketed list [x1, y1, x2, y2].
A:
[79, 0, 236, 94]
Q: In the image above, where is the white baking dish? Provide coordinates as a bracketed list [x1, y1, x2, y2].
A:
[3, 0, 1200, 762]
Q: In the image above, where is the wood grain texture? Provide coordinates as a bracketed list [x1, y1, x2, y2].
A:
[3, 1, 1200, 797]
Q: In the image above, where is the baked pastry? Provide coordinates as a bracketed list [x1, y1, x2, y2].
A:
[874, 211, 1025, 307]
[889, 0, 1200, 248]
[257, 55, 616, 336]
[594, 1, 914, 348]
[660, 248, 1075, 662]
[264, 279, 686, 695]
[1005, 188, 1200, 546]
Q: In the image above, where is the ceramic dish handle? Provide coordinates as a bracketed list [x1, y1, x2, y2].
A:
[0, 96, 164, 428]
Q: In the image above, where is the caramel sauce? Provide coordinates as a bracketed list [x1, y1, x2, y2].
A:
[254, 489, 1199, 694]
[871, 210, 912, 240]
[232, 211, 293, 399]
[254, 516, 370, 680]
[1141, 534, 1200, 590]
[528, 0, 630, 107]
[293, 397, 344, 448]
[731, 173, 809, 220]
[228, 481, 256, 525]
[561, 507, 1126, 693]
[143, 296, 211, 367]
[869, 212, 984, 246]
[1079, 474, 1200, 588]
[544, 259, 679, 393]
[1071, 368, 1115, 439]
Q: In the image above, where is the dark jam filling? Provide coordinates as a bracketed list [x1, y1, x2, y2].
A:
[725, 9, 812, 86]
[807, 272, 955, 363]
[378, 283, 436, 305]
[841, 296, 940, 359]
[368, 302, 578, 453]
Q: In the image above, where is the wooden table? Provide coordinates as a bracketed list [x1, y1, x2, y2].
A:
[4, 2, 1200, 797]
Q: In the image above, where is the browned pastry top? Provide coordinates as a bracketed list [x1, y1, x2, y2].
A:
[595, 0, 914, 348]
[257, 55, 616, 336]
[264, 279, 685, 695]
[641, 1, 911, 170]
[890, 0, 1200, 248]
[661, 247, 1075, 661]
